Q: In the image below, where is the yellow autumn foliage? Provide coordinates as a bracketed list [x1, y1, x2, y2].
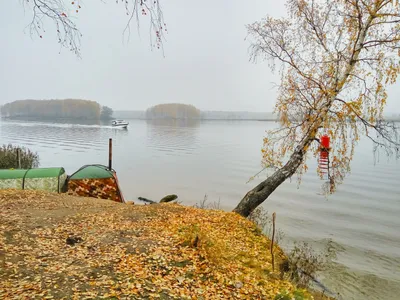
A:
[0, 190, 322, 299]
[247, 0, 400, 193]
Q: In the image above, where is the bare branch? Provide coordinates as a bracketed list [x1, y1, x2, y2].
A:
[20, 0, 167, 57]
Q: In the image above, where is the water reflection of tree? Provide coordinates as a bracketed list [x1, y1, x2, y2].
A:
[111, 128, 129, 139]
[145, 119, 200, 153]
[147, 118, 200, 128]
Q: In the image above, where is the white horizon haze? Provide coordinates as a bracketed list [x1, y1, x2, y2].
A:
[1, 1, 399, 114]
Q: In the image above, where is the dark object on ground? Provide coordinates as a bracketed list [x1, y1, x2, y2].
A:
[160, 194, 178, 203]
[138, 197, 157, 204]
[138, 194, 178, 204]
[66, 236, 83, 246]
[192, 235, 199, 248]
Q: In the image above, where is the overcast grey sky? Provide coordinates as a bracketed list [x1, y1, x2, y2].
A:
[1, 1, 399, 113]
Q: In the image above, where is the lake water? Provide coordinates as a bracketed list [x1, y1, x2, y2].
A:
[1, 118, 399, 300]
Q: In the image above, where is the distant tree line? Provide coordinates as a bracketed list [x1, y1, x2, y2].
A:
[0, 100, 113, 120]
[200, 111, 277, 121]
[146, 103, 201, 120]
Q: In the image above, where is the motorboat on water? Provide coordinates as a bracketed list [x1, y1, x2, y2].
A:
[111, 119, 129, 128]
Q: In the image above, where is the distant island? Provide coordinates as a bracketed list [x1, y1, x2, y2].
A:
[146, 103, 201, 120]
[0, 99, 113, 121]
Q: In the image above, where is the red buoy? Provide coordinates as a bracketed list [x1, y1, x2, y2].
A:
[320, 135, 330, 149]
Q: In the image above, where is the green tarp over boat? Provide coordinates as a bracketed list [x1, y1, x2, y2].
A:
[67, 164, 125, 203]
[0, 167, 67, 193]
[68, 165, 114, 179]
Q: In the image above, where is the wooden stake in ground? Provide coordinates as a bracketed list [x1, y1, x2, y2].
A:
[271, 212, 276, 271]
[108, 138, 113, 170]
[16, 148, 21, 169]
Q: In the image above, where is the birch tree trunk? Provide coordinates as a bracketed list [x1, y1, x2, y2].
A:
[233, 139, 310, 217]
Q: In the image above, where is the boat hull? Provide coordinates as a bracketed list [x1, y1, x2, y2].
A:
[112, 124, 128, 128]
[111, 120, 129, 128]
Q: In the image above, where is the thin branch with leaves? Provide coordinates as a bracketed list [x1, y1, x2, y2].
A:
[20, 0, 167, 57]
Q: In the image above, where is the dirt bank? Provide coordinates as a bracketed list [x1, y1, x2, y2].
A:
[0, 190, 315, 299]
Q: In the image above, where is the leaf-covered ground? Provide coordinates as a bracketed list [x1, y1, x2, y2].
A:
[0, 190, 314, 299]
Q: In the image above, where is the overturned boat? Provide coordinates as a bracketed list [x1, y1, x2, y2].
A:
[67, 164, 125, 203]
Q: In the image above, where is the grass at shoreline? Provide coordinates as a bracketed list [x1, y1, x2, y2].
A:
[0, 190, 330, 299]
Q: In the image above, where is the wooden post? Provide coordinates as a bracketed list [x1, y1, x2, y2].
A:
[108, 138, 112, 170]
[17, 148, 21, 169]
[271, 212, 276, 271]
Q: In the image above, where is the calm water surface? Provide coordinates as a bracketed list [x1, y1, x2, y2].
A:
[1, 118, 399, 300]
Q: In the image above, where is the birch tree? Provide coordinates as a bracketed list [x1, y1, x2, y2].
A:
[233, 0, 400, 217]
[20, 0, 166, 57]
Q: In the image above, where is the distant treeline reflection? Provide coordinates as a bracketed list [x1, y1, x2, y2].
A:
[146, 118, 200, 128]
